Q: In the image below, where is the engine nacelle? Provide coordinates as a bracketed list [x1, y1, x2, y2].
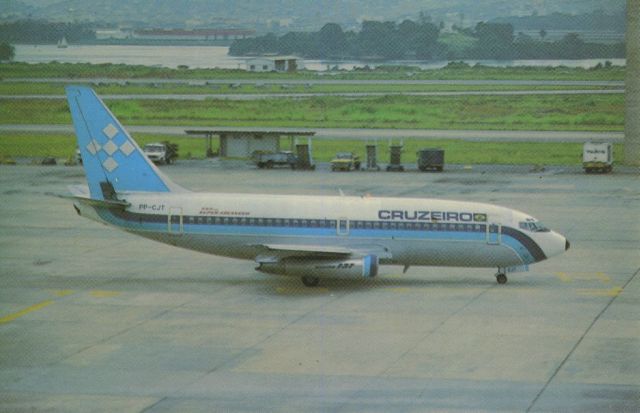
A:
[257, 255, 379, 278]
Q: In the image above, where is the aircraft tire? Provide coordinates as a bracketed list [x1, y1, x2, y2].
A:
[301, 275, 320, 287]
[496, 273, 507, 284]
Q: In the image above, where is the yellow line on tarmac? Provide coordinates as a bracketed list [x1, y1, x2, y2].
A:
[389, 287, 412, 293]
[275, 287, 330, 294]
[89, 290, 121, 298]
[576, 287, 623, 297]
[51, 289, 75, 297]
[555, 271, 612, 284]
[554, 272, 572, 283]
[0, 300, 55, 325]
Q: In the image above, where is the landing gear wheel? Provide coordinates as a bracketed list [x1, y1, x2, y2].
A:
[496, 273, 507, 284]
[301, 275, 320, 287]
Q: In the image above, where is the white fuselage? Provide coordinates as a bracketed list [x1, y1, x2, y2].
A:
[76, 191, 568, 270]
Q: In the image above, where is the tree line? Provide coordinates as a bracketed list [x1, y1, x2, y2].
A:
[465, 22, 624, 59]
[230, 20, 442, 60]
[0, 43, 15, 61]
[0, 20, 96, 44]
[230, 20, 625, 60]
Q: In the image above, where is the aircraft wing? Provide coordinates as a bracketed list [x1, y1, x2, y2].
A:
[253, 243, 392, 263]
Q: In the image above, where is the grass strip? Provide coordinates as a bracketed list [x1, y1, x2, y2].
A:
[0, 132, 624, 166]
[0, 95, 624, 131]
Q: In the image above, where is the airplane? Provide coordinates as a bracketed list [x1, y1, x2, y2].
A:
[66, 85, 570, 287]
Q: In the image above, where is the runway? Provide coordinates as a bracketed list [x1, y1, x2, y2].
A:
[8, 77, 626, 87]
[0, 162, 638, 412]
[0, 124, 624, 143]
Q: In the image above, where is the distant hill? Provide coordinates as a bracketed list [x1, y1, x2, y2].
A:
[492, 10, 625, 32]
[491, 9, 625, 44]
[3, 0, 626, 30]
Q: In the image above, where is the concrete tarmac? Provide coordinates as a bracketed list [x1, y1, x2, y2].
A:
[0, 162, 638, 412]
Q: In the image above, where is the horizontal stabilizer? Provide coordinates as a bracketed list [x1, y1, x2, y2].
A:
[61, 186, 130, 209]
[71, 196, 130, 209]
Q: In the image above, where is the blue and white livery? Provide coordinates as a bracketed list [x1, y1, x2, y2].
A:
[66, 86, 569, 286]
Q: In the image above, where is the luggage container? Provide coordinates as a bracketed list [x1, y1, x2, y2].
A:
[417, 148, 444, 172]
[386, 145, 404, 171]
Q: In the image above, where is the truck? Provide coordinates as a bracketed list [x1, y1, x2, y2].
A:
[254, 151, 298, 169]
[583, 142, 613, 173]
[331, 152, 361, 171]
[143, 142, 178, 164]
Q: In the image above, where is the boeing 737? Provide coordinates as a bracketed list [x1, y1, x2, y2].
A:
[66, 86, 569, 287]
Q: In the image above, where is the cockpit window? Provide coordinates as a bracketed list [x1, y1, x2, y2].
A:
[519, 220, 550, 232]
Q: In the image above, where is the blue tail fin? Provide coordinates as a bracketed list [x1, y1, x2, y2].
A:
[66, 86, 184, 200]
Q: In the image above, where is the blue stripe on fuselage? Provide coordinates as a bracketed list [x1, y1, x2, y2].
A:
[93, 208, 540, 264]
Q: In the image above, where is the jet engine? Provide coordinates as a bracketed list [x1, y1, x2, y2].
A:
[257, 255, 379, 278]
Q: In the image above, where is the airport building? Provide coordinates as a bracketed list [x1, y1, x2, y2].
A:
[185, 129, 315, 157]
[245, 56, 303, 72]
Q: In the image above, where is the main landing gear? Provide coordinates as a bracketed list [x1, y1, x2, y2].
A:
[495, 269, 508, 285]
[301, 275, 320, 287]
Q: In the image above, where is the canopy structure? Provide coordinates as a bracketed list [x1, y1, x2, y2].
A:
[185, 129, 316, 157]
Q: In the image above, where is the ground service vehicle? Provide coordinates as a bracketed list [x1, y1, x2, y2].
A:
[583, 142, 613, 173]
[143, 142, 178, 164]
[254, 151, 298, 169]
[331, 152, 361, 171]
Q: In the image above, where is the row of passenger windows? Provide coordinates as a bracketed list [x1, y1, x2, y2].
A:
[187, 216, 336, 228]
[183, 216, 486, 232]
[352, 221, 485, 232]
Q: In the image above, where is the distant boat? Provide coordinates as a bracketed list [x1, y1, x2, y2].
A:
[57, 37, 68, 48]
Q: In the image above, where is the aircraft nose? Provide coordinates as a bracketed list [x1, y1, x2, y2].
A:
[565, 239, 571, 251]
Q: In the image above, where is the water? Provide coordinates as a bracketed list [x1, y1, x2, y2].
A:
[14, 44, 626, 71]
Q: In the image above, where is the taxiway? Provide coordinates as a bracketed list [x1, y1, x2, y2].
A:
[0, 162, 638, 412]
